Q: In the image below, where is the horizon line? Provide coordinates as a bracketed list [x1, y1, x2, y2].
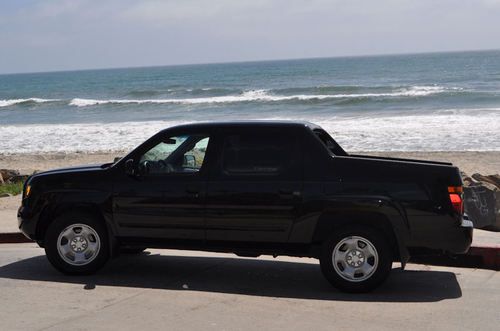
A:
[1, 47, 499, 76]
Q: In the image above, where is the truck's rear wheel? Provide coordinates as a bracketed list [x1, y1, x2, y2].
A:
[44, 212, 109, 275]
[320, 225, 392, 293]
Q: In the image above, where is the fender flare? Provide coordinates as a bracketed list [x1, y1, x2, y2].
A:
[34, 190, 118, 256]
[311, 195, 411, 267]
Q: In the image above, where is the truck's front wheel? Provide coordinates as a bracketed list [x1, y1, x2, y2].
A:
[44, 212, 109, 275]
[320, 225, 392, 293]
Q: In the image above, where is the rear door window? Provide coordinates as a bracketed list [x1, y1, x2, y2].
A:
[221, 130, 298, 177]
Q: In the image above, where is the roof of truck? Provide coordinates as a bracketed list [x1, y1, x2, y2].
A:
[163, 120, 321, 131]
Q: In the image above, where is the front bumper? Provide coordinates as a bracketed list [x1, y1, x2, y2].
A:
[17, 205, 37, 241]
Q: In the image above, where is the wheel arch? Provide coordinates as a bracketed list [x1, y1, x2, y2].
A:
[36, 202, 116, 255]
[312, 208, 410, 266]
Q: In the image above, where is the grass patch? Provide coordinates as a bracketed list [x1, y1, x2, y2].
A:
[0, 181, 24, 196]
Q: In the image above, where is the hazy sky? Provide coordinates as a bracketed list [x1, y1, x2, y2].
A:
[1, 0, 500, 74]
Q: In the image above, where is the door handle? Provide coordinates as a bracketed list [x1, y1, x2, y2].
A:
[186, 189, 200, 198]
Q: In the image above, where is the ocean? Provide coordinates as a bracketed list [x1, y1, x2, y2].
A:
[1, 50, 499, 154]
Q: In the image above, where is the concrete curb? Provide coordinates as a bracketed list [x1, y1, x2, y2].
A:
[407, 245, 500, 271]
[0, 232, 499, 270]
[468, 244, 500, 270]
[0, 232, 32, 244]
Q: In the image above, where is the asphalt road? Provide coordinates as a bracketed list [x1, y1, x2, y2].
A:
[0, 244, 499, 331]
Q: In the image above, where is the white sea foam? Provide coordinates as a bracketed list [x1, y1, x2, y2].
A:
[1, 109, 499, 153]
[305, 112, 500, 151]
[0, 98, 60, 107]
[68, 86, 453, 107]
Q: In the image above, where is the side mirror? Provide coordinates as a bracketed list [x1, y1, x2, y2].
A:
[183, 155, 196, 167]
[124, 159, 136, 176]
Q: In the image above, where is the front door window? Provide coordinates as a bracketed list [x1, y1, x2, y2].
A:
[138, 135, 210, 175]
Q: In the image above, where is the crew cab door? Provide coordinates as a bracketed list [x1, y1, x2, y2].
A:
[112, 131, 213, 240]
[205, 127, 302, 243]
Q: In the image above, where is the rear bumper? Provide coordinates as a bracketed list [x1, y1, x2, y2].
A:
[407, 213, 474, 255]
[445, 216, 474, 254]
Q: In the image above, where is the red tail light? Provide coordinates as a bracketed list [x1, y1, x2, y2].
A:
[448, 186, 463, 214]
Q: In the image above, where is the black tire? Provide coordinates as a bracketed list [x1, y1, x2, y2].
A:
[44, 212, 110, 275]
[320, 225, 393, 293]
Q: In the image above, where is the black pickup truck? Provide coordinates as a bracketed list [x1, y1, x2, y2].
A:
[18, 121, 473, 292]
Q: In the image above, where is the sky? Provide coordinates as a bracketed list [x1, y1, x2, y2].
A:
[1, 0, 500, 74]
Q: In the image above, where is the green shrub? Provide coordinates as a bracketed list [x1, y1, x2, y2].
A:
[0, 181, 24, 196]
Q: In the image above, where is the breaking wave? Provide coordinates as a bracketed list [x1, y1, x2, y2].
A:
[0, 98, 60, 107]
[68, 86, 457, 107]
[0, 86, 463, 108]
